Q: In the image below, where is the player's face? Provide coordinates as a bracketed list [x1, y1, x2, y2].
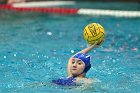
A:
[70, 58, 85, 76]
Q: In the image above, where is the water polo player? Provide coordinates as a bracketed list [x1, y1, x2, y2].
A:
[52, 42, 99, 86]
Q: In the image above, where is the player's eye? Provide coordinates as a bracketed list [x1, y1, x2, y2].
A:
[78, 62, 82, 65]
[78, 63, 82, 65]
[72, 60, 75, 64]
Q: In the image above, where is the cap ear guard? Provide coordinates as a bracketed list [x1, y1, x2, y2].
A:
[83, 64, 91, 73]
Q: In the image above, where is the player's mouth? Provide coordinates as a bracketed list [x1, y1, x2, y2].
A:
[72, 68, 77, 70]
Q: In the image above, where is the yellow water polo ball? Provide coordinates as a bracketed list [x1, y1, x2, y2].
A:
[83, 23, 105, 46]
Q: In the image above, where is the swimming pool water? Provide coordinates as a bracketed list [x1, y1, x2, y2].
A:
[0, 2, 140, 93]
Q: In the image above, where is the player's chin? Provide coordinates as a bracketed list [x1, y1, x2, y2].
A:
[71, 71, 78, 75]
[71, 70, 77, 74]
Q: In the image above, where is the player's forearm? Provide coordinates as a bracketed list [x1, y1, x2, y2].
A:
[79, 42, 97, 54]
